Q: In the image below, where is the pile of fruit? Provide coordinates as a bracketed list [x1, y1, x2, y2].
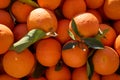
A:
[0, 0, 120, 80]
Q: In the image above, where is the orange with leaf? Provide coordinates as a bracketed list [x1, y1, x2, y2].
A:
[62, 40, 89, 68]
[92, 46, 119, 75]
[3, 49, 35, 78]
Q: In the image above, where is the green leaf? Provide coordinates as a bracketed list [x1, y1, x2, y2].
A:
[68, 30, 76, 40]
[87, 61, 94, 80]
[32, 62, 46, 78]
[71, 19, 83, 38]
[55, 61, 63, 71]
[62, 41, 78, 50]
[10, 29, 46, 53]
[83, 38, 104, 49]
[19, 0, 39, 8]
[95, 28, 109, 40]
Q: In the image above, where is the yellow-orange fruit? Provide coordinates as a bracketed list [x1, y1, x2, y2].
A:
[3, 49, 35, 78]
[0, 0, 11, 9]
[72, 66, 100, 80]
[11, 1, 34, 23]
[0, 74, 20, 80]
[69, 13, 99, 39]
[0, 10, 14, 30]
[92, 46, 119, 75]
[62, 0, 86, 19]
[45, 65, 71, 80]
[36, 38, 61, 67]
[62, 40, 89, 68]
[27, 8, 58, 32]
[99, 24, 117, 46]
[85, 0, 104, 9]
[0, 24, 14, 54]
[13, 23, 28, 42]
[37, 0, 62, 10]
[104, 0, 120, 20]
[56, 19, 71, 44]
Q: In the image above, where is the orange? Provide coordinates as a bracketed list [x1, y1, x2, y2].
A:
[36, 38, 61, 67]
[87, 9, 102, 23]
[99, 24, 117, 46]
[103, 0, 120, 20]
[114, 35, 120, 56]
[101, 73, 120, 80]
[45, 65, 71, 80]
[62, 0, 86, 19]
[0, 24, 14, 54]
[0, 10, 14, 30]
[69, 13, 99, 39]
[113, 20, 120, 35]
[0, 0, 11, 9]
[72, 66, 100, 80]
[85, 0, 104, 9]
[37, 0, 61, 10]
[27, 8, 58, 33]
[3, 49, 35, 78]
[0, 74, 20, 80]
[56, 19, 71, 44]
[11, 1, 34, 23]
[92, 46, 119, 75]
[28, 77, 47, 80]
[13, 23, 28, 42]
[62, 40, 89, 68]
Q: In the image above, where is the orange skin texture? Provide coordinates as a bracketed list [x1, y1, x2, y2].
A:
[104, 0, 120, 20]
[62, 0, 86, 19]
[92, 46, 119, 75]
[0, 10, 14, 30]
[87, 9, 102, 23]
[45, 65, 71, 80]
[62, 41, 89, 68]
[85, 0, 104, 9]
[3, 49, 35, 78]
[36, 38, 61, 67]
[99, 24, 117, 46]
[114, 35, 120, 56]
[27, 8, 57, 32]
[72, 66, 100, 80]
[0, 0, 11, 9]
[0, 74, 20, 80]
[37, 0, 62, 10]
[0, 24, 14, 54]
[13, 23, 28, 42]
[11, 1, 34, 23]
[56, 19, 71, 44]
[113, 20, 120, 35]
[69, 13, 99, 39]
[101, 73, 120, 80]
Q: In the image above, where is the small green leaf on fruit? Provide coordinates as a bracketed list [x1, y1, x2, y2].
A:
[83, 38, 104, 49]
[95, 28, 109, 40]
[68, 30, 76, 40]
[71, 19, 83, 38]
[62, 41, 78, 50]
